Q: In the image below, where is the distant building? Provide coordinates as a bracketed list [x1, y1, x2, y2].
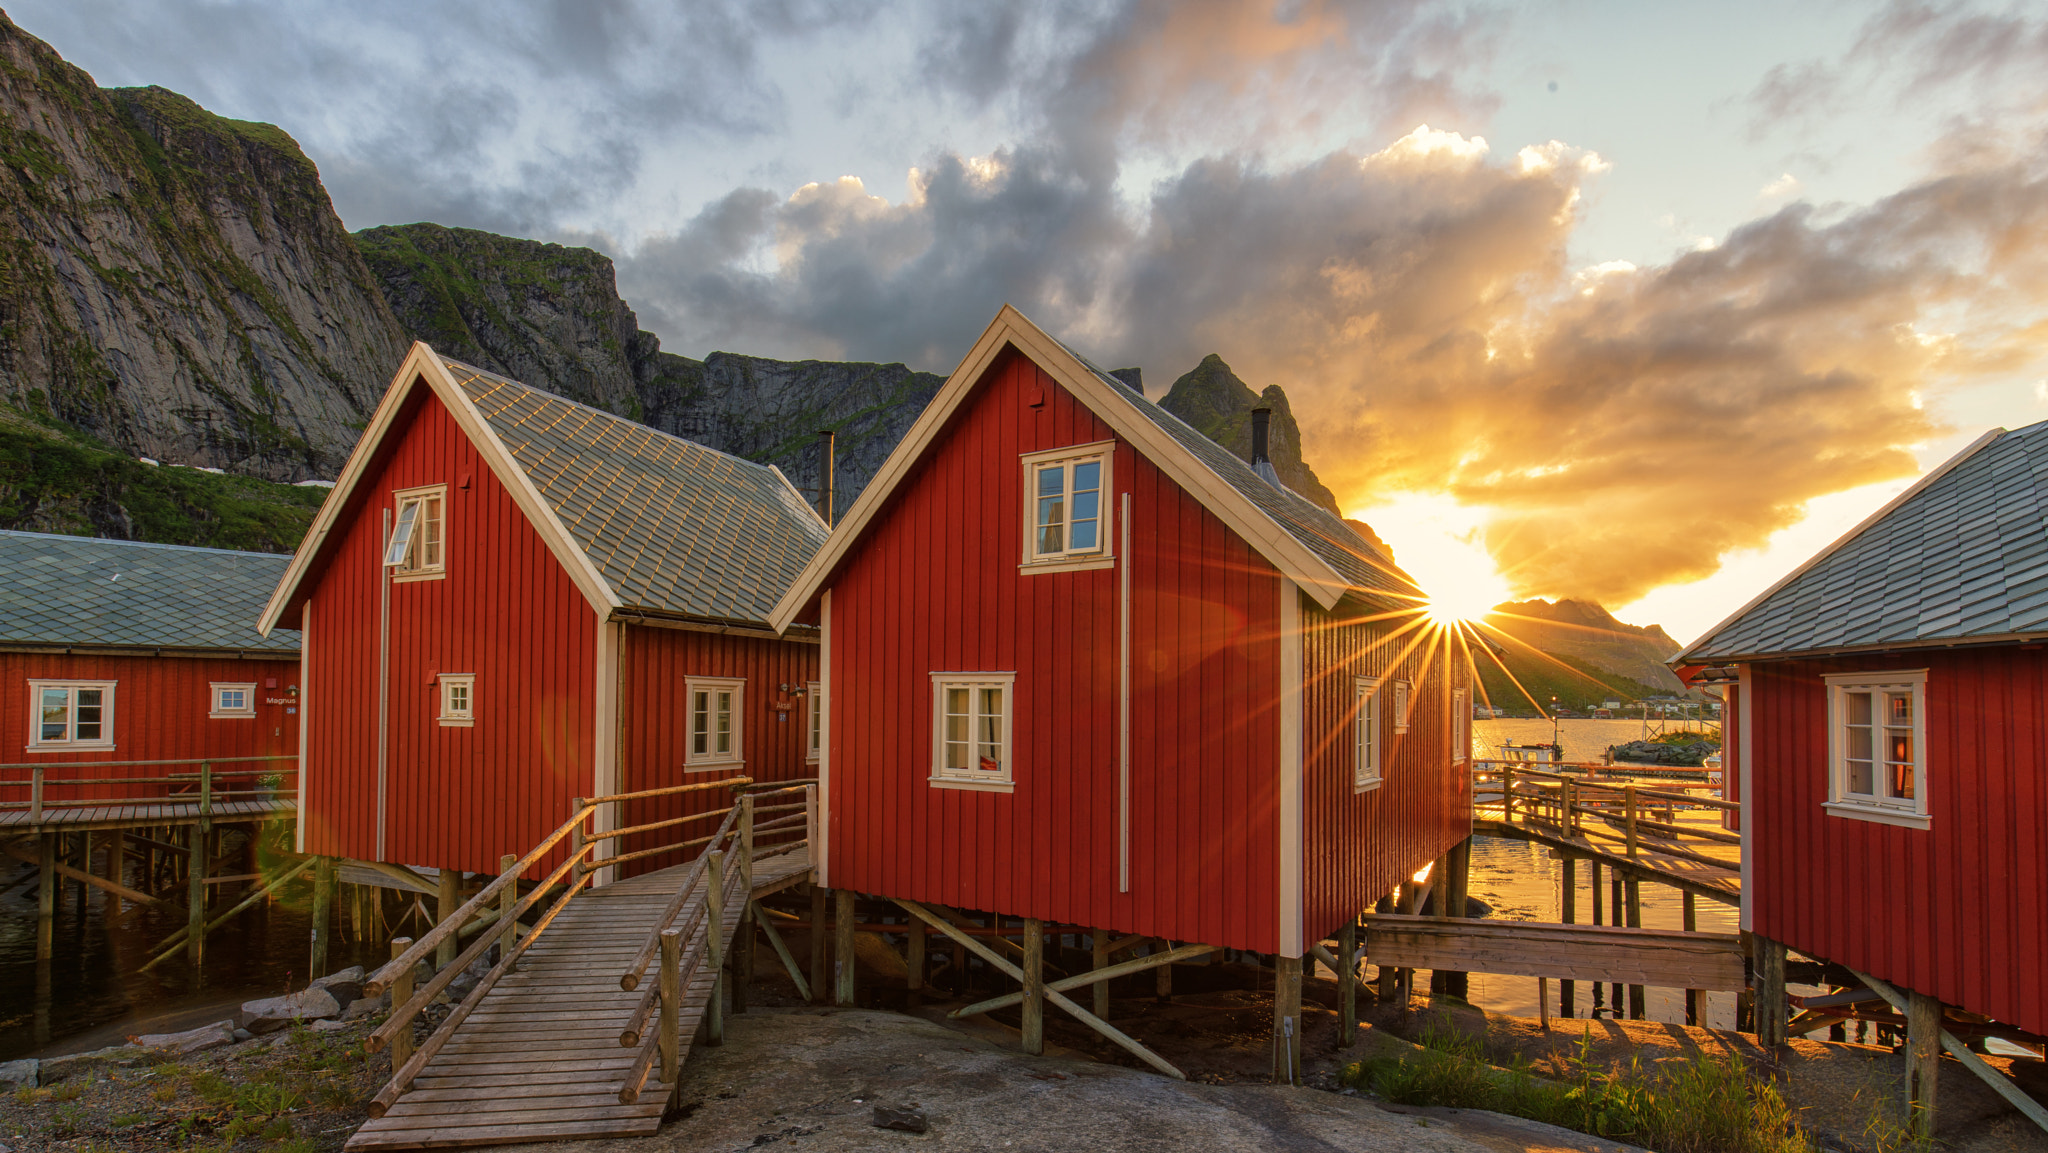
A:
[1676, 421, 2048, 1054]
[1, 531, 301, 808]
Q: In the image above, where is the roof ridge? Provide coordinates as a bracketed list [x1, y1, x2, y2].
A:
[0, 528, 295, 560]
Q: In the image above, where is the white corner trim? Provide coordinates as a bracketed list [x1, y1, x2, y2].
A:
[592, 619, 621, 886]
[1278, 577, 1304, 957]
[818, 589, 832, 888]
[296, 599, 310, 854]
[1737, 665, 1753, 933]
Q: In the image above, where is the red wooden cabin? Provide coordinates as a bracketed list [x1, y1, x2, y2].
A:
[2, 530, 301, 812]
[1676, 423, 2048, 1051]
[771, 306, 1470, 977]
[260, 345, 828, 878]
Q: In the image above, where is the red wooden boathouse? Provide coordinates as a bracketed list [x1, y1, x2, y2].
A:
[2, 531, 301, 810]
[770, 307, 1470, 996]
[1676, 422, 2048, 1105]
[259, 344, 828, 879]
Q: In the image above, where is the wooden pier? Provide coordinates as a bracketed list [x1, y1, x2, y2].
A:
[1473, 763, 1741, 905]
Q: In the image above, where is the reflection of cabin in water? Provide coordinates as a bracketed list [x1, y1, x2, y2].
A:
[1676, 421, 2048, 1128]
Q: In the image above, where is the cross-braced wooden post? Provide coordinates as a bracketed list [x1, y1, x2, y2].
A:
[1754, 936, 1787, 1046]
[1021, 918, 1045, 1055]
[1273, 955, 1303, 1085]
[833, 888, 856, 1006]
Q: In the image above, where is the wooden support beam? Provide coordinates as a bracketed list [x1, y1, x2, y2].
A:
[1683, 891, 1700, 1026]
[1906, 988, 1941, 1139]
[1337, 921, 1358, 1045]
[1273, 955, 1303, 1085]
[37, 833, 55, 962]
[1754, 936, 1787, 1046]
[311, 856, 335, 981]
[809, 886, 827, 1004]
[435, 868, 461, 972]
[752, 899, 812, 1001]
[186, 822, 206, 969]
[896, 898, 1187, 1080]
[951, 942, 1220, 1018]
[1021, 918, 1045, 1056]
[2, 841, 165, 909]
[1853, 968, 2048, 1137]
[833, 888, 856, 1007]
[1365, 914, 1747, 991]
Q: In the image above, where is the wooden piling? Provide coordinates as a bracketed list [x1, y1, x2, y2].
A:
[1754, 936, 1787, 1046]
[186, 822, 207, 970]
[310, 856, 335, 980]
[435, 868, 460, 971]
[1906, 988, 1941, 1138]
[707, 851, 726, 1045]
[658, 928, 682, 1085]
[36, 832, 56, 961]
[1560, 855, 1577, 1017]
[833, 888, 856, 1007]
[809, 886, 828, 1003]
[1625, 876, 1644, 1018]
[1682, 892, 1700, 1025]
[906, 916, 926, 1006]
[497, 853, 518, 966]
[1021, 917, 1045, 1056]
[733, 902, 753, 1015]
[1442, 837, 1471, 998]
[1337, 920, 1357, 1045]
[1093, 931, 1111, 1018]
[1273, 955, 1303, 1085]
[1156, 939, 1173, 1001]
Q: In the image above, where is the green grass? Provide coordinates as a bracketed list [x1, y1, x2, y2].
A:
[1343, 1023, 1812, 1153]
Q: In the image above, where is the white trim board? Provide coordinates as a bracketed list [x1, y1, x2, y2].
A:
[1278, 578, 1304, 958]
[768, 305, 1354, 632]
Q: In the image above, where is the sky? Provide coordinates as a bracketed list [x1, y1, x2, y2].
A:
[18, 0, 2048, 643]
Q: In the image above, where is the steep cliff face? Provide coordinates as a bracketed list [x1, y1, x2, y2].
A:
[1156, 354, 1342, 515]
[0, 15, 407, 479]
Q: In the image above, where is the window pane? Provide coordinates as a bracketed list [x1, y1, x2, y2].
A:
[423, 497, 443, 567]
[1069, 490, 1099, 550]
[1036, 496, 1065, 553]
[978, 688, 1003, 768]
[1847, 759, 1875, 795]
[691, 691, 708, 755]
[1847, 726, 1873, 762]
[1889, 762, 1915, 800]
[1072, 460, 1099, 492]
[715, 691, 732, 754]
[1037, 465, 1065, 498]
[74, 688, 102, 741]
[40, 688, 68, 741]
[384, 500, 419, 566]
[1887, 692, 1911, 725]
[1845, 691, 1872, 726]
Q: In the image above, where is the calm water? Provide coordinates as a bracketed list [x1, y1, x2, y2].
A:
[0, 847, 385, 1060]
[1473, 717, 1721, 764]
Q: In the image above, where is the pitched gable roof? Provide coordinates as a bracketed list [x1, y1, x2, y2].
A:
[768, 306, 1422, 630]
[261, 344, 827, 634]
[1677, 422, 2048, 662]
[1, 530, 298, 653]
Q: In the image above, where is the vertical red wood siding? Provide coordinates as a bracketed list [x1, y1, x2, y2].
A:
[299, 384, 597, 875]
[1748, 650, 2048, 1035]
[2, 652, 300, 802]
[827, 348, 1285, 953]
[615, 624, 819, 874]
[1299, 601, 1469, 943]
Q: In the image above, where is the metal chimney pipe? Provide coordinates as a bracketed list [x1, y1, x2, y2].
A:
[1250, 408, 1272, 466]
[816, 430, 837, 527]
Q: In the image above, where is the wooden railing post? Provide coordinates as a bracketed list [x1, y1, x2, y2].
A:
[706, 849, 726, 1046]
[30, 765, 43, 826]
[389, 937, 415, 1070]
[804, 783, 818, 858]
[199, 761, 212, 818]
[658, 927, 681, 1084]
[1337, 919, 1357, 1045]
[570, 797, 587, 888]
[739, 794, 755, 893]
[1500, 766, 1515, 822]
[1561, 777, 1576, 833]
[1625, 784, 1639, 858]
[497, 853, 518, 966]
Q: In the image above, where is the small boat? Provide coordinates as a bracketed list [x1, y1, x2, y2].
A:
[1496, 740, 1562, 763]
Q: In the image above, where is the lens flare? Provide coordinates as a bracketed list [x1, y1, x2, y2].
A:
[1353, 495, 1515, 627]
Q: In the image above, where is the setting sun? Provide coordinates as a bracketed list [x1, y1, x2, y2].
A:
[1352, 494, 1516, 627]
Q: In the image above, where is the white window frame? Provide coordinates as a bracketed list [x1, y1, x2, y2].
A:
[1354, 676, 1383, 792]
[1452, 687, 1469, 765]
[388, 484, 448, 581]
[685, 677, 746, 769]
[1823, 669, 1930, 829]
[1392, 679, 1412, 734]
[28, 680, 116, 750]
[438, 673, 476, 728]
[210, 682, 257, 719]
[1019, 441, 1115, 574]
[930, 672, 1016, 792]
[804, 680, 822, 764]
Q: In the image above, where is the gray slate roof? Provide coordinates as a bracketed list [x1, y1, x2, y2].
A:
[1683, 419, 2048, 661]
[0, 530, 299, 652]
[1057, 343, 1423, 605]
[441, 356, 829, 625]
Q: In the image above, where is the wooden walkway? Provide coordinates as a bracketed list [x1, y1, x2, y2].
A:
[1473, 764, 1741, 906]
[1474, 810, 1741, 905]
[346, 847, 812, 1150]
[0, 798, 295, 833]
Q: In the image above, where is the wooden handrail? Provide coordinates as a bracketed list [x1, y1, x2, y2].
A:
[0, 754, 297, 771]
[618, 803, 744, 991]
[585, 776, 753, 806]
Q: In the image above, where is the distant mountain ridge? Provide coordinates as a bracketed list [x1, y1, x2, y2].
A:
[1484, 598, 1685, 695]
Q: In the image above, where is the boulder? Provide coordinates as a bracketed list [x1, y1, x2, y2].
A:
[316, 980, 364, 1008]
[311, 965, 366, 988]
[131, 1020, 236, 1056]
[241, 987, 343, 1034]
[0, 1058, 36, 1090]
[36, 1044, 143, 1082]
[311, 1019, 352, 1033]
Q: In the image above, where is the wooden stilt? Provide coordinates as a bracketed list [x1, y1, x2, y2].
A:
[1273, 955, 1303, 1085]
[1539, 977, 1551, 1030]
[106, 829, 125, 907]
[435, 868, 460, 972]
[497, 853, 517, 967]
[79, 830, 93, 908]
[1442, 837, 1471, 998]
[733, 902, 752, 1014]
[1754, 935, 1788, 1046]
[1093, 931, 1110, 1018]
[1609, 870, 1624, 1010]
[36, 832, 56, 961]
[809, 886, 828, 1003]
[1560, 854, 1577, 1017]
[1021, 917, 1045, 1056]
[1906, 988, 1941, 1139]
[658, 928, 681, 1085]
[1337, 920, 1357, 1045]
[1625, 877, 1644, 1018]
[1156, 938, 1173, 1001]
[186, 822, 207, 970]
[1682, 891, 1700, 1025]
[833, 888, 856, 1007]
[707, 852, 726, 1045]
[310, 856, 335, 980]
[906, 916, 926, 1006]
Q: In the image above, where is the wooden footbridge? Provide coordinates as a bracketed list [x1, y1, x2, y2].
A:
[1472, 762, 1741, 905]
[344, 779, 816, 1151]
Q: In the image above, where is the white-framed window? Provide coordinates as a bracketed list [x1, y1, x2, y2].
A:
[210, 682, 257, 719]
[1354, 676, 1383, 792]
[930, 673, 1015, 792]
[686, 677, 745, 768]
[386, 484, 448, 580]
[1824, 670, 1929, 829]
[1452, 687, 1469, 765]
[28, 681, 115, 749]
[438, 673, 476, 727]
[1020, 441, 1114, 572]
[1392, 679, 1412, 734]
[805, 680, 822, 764]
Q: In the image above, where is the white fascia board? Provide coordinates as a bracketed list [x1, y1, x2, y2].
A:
[1673, 427, 2008, 665]
[769, 306, 1351, 630]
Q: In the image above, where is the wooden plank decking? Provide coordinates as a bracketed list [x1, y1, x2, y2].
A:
[345, 846, 811, 1150]
[0, 798, 297, 832]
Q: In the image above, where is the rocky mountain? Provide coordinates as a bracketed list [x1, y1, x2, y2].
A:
[0, 14, 405, 480]
[1483, 598, 1685, 695]
[1157, 354, 1341, 515]
[356, 222, 944, 515]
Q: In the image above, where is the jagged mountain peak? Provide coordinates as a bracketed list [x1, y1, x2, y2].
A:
[1156, 355, 1342, 515]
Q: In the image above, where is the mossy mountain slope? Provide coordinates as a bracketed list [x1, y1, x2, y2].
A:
[0, 14, 406, 480]
[1157, 353, 1342, 515]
